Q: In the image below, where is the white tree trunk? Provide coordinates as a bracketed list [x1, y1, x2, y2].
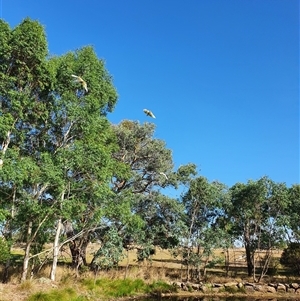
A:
[21, 221, 32, 282]
[50, 191, 65, 281]
[50, 218, 62, 281]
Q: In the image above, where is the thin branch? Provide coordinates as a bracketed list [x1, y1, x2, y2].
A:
[29, 225, 107, 260]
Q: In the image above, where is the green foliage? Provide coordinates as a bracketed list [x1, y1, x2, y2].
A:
[91, 226, 125, 269]
[137, 245, 156, 261]
[183, 177, 228, 233]
[109, 120, 193, 257]
[286, 184, 300, 241]
[134, 193, 187, 251]
[280, 242, 300, 275]
[226, 177, 289, 277]
[111, 120, 174, 193]
[0, 17, 120, 278]
[180, 176, 230, 276]
[0, 237, 11, 262]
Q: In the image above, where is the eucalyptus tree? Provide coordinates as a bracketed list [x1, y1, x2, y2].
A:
[0, 18, 58, 281]
[0, 18, 120, 281]
[180, 176, 228, 280]
[227, 177, 289, 280]
[286, 184, 300, 242]
[276, 184, 300, 276]
[46, 45, 120, 278]
[111, 120, 174, 194]
[111, 120, 197, 193]
[89, 120, 196, 267]
[132, 192, 187, 261]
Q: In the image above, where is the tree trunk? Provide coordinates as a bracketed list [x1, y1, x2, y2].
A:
[244, 225, 254, 277]
[2, 259, 11, 283]
[65, 221, 83, 269]
[186, 247, 191, 281]
[2, 187, 16, 283]
[69, 237, 89, 269]
[21, 242, 32, 281]
[224, 248, 230, 277]
[245, 243, 254, 277]
[203, 256, 209, 279]
[69, 240, 80, 268]
[50, 190, 65, 281]
[81, 239, 89, 266]
[196, 245, 201, 280]
[21, 221, 33, 282]
[252, 250, 257, 282]
[50, 218, 62, 281]
[257, 249, 272, 283]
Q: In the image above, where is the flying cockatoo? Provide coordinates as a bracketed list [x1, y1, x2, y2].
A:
[71, 74, 88, 92]
[143, 109, 156, 118]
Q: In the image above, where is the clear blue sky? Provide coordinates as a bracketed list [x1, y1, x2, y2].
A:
[2, 0, 299, 188]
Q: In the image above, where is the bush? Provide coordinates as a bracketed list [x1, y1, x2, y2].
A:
[280, 242, 300, 275]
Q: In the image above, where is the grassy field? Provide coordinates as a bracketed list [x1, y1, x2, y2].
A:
[0, 244, 294, 301]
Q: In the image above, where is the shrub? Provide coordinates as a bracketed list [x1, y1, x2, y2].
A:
[280, 242, 300, 275]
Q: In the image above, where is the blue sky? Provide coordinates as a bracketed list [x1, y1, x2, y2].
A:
[1, 0, 299, 189]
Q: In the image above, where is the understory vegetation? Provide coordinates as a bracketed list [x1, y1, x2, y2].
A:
[26, 278, 176, 301]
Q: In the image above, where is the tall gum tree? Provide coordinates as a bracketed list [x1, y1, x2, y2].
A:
[227, 177, 289, 281]
[91, 120, 197, 266]
[181, 176, 228, 280]
[0, 18, 55, 282]
[45, 46, 119, 278]
[286, 184, 300, 242]
[0, 18, 120, 281]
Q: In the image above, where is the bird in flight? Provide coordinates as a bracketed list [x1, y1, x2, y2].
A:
[71, 74, 88, 92]
[143, 109, 156, 118]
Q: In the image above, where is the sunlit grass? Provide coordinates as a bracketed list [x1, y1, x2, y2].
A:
[27, 278, 175, 300]
[27, 287, 82, 301]
[147, 280, 177, 294]
[81, 277, 147, 297]
[86, 277, 175, 297]
[18, 279, 34, 291]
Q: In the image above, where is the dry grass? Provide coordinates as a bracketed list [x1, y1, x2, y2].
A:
[0, 244, 289, 301]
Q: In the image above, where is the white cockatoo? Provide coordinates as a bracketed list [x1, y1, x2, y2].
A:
[71, 74, 88, 92]
[143, 109, 156, 118]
